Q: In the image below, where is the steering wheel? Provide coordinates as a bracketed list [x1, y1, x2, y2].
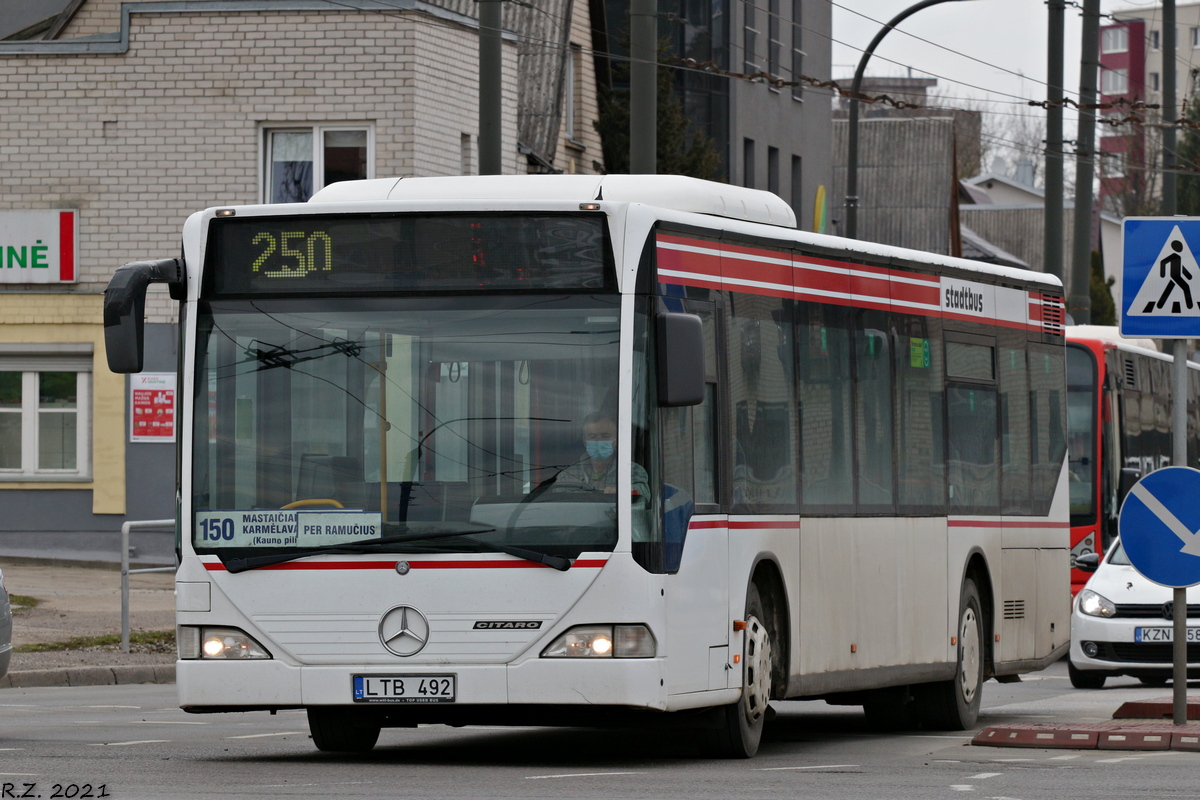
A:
[282, 498, 345, 509]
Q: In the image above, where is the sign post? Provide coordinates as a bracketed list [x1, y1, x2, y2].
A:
[1121, 218, 1200, 724]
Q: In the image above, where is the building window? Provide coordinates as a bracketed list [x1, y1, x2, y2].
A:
[790, 155, 802, 218]
[1149, 29, 1160, 49]
[264, 125, 372, 203]
[0, 367, 91, 479]
[564, 45, 583, 143]
[1100, 68, 1128, 96]
[1192, 26, 1200, 48]
[1150, 72, 1160, 92]
[743, 138, 756, 188]
[768, 0, 781, 83]
[767, 146, 779, 194]
[1101, 26, 1128, 54]
[791, 0, 803, 100]
[743, 0, 759, 74]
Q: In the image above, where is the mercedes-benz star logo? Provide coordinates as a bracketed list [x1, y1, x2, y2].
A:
[379, 605, 430, 657]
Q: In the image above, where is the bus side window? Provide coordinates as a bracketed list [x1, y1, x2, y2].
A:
[894, 313, 944, 513]
[946, 337, 999, 513]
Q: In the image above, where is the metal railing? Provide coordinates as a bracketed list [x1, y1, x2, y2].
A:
[120, 519, 176, 653]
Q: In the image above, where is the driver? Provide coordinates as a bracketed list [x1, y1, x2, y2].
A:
[556, 412, 650, 499]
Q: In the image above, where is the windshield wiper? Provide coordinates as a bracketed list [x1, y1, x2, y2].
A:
[221, 526, 572, 573]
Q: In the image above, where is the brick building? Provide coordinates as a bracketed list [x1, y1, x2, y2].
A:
[0, 0, 601, 550]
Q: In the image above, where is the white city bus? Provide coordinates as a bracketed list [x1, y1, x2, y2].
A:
[104, 175, 1070, 757]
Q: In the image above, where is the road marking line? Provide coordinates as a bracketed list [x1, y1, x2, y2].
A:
[905, 735, 974, 739]
[754, 764, 859, 771]
[1095, 757, 1144, 763]
[970, 773, 1002, 779]
[525, 772, 644, 780]
[130, 720, 209, 725]
[227, 731, 305, 739]
[0, 773, 36, 777]
[1049, 755, 1080, 760]
[87, 740, 171, 747]
[949, 785, 975, 791]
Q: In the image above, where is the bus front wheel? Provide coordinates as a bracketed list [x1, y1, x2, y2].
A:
[307, 707, 381, 753]
[915, 578, 983, 730]
[698, 583, 774, 758]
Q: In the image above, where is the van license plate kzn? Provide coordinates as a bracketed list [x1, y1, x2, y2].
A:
[353, 674, 456, 703]
[1134, 627, 1200, 643]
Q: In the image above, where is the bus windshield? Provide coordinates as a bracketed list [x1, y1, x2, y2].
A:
[1066, 345, 1097, 525]
[191, 294, 623, 561]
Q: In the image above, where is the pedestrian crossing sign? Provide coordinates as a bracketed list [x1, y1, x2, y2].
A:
[1122, 218, 1200, 337]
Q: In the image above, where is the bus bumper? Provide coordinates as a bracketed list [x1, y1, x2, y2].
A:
[178, 657, 669, 712]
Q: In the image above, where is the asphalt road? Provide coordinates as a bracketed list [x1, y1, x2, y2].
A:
[2, 661, 1198, 800]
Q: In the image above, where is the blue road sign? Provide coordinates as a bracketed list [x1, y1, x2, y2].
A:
[1118, 466, 1200, 588]
[1122, 218, 1200, 338]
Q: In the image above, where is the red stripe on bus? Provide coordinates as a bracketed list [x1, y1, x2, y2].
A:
[59, 212, 75, 281]
[657, 235, 1051, 331]
[203, 558, 609, 571]
[658, 243, 721, 278]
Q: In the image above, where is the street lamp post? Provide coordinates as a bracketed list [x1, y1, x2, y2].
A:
[844, 0, 974, 240]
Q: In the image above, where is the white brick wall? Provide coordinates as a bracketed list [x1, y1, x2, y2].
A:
[0, 8, 519, 322]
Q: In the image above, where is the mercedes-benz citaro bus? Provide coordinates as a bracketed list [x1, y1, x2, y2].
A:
[103, 175, 1070, 758]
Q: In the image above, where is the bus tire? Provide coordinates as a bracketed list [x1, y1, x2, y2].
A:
[916, 578, 983, 730]
[307, 707, 381, 753]
[698, 583, 774, 758]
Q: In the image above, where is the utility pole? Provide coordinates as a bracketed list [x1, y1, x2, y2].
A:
[1044, 0, 1065, 283]
[629, 0, 657, 174]
[478, 0, 503, 175]
[1164, 1, 1178, 215]
[1162, 0, 1186, 728]
[1069, 0, 1099, 324]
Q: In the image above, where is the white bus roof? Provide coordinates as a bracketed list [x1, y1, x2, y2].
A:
[309, 174, 797, 228]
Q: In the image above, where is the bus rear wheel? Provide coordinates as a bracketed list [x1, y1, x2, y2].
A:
[699, 584, 774, 758]
[915, 578, 983, 730]
[307, 707, 381, 753]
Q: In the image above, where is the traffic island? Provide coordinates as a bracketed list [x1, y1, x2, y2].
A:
[973, 718, 1200, 752]
[1112, 695, 1200, 720]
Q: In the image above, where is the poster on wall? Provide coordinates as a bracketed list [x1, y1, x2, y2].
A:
[0, 210, 78, 284]
[130, 373, 176, 443]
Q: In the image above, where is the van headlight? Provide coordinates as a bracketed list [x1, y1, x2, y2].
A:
[542, 624, 656, 658]
[178, 626, 271, 659]
[1077, 589, 1117, 618]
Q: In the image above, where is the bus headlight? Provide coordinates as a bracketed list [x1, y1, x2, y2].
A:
[1077, 589, 1116, 618]
[542, 624, 656, 658]
[178, 626, 271, 660]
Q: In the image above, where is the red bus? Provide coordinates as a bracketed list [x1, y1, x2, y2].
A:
[1066, 326, 1200, 595]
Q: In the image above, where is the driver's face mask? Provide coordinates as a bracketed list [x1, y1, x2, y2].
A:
[586, 440, 615, 460]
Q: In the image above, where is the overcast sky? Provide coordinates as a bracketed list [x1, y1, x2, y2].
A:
[830, 0, 1148, 173]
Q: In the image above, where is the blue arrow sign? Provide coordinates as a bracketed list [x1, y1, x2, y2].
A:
[1118, 466, 1200, 588]
[1122, 218, 1200, 338]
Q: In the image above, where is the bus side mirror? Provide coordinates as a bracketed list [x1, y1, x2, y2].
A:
[1117, 467, 1142, 506]
[1074, 552, 1101, 573]
[656, 312, 705, 407]
[103, 258, 185, 373]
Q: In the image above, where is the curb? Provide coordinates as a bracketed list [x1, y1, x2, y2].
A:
[0, 665, 175, 689]
[974, 721, 1200, 752]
